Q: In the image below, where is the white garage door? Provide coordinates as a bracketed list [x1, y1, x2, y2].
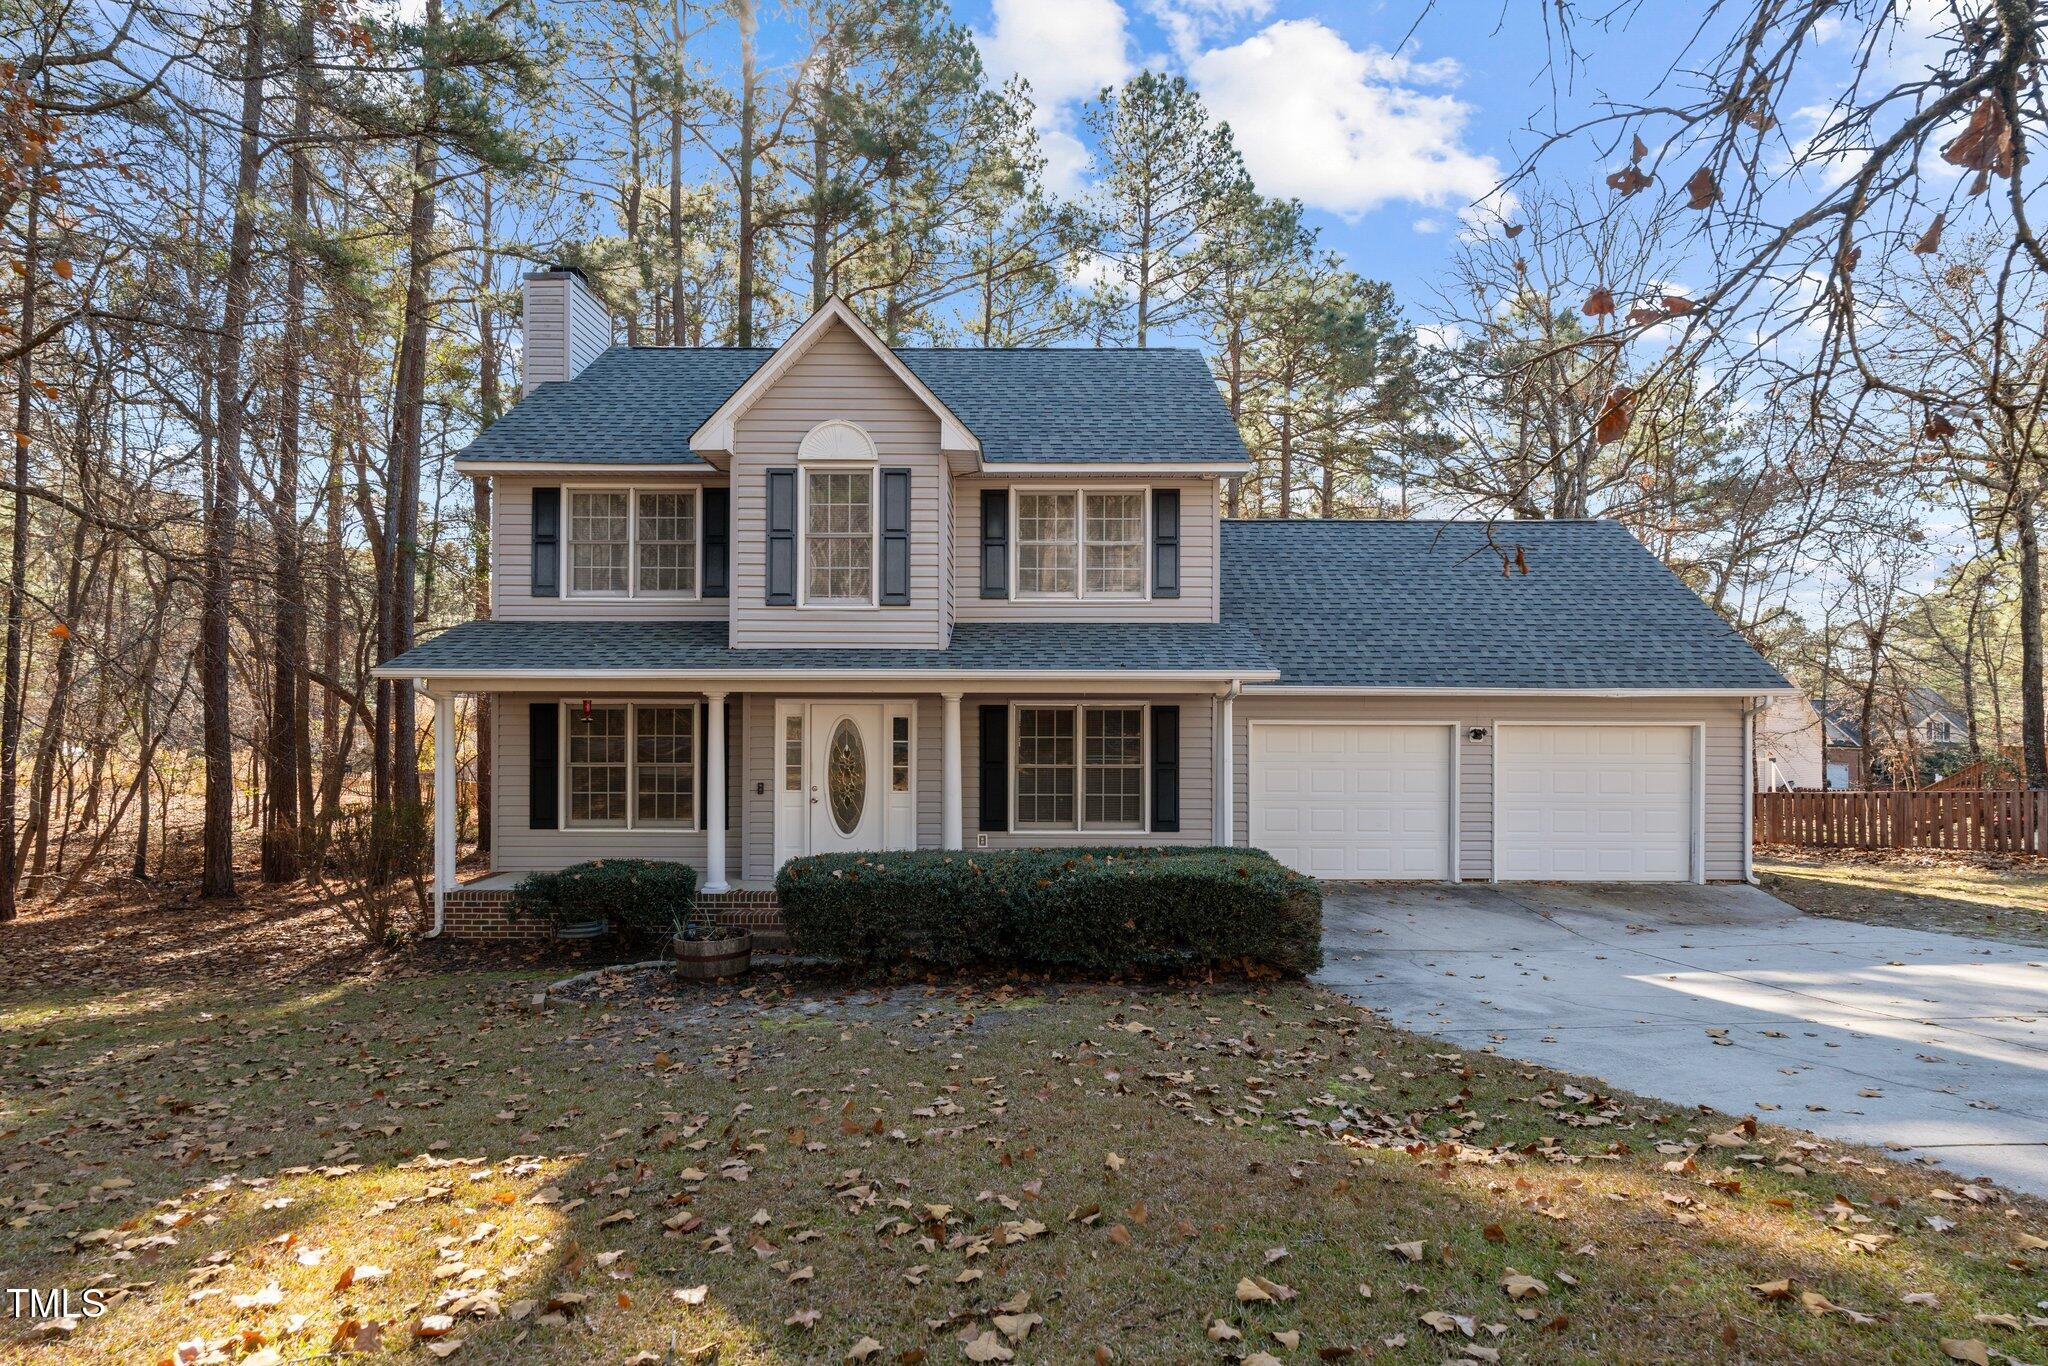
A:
[1497, 725, 1694, 881]
[1251, 724, 1452, 879]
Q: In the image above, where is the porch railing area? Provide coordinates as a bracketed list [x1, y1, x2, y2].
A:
[1754, 789, 2048, 854]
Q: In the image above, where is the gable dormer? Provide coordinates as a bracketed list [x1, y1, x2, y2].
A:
[691, 302, 968, 649]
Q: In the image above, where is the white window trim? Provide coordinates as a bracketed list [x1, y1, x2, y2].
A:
[563, 485, 703, 601]
[1008, 486, 1150, 601]
[797, 464, 880, 610]
[1008, 701, 1150, 834]
[559, 698, 702, 833]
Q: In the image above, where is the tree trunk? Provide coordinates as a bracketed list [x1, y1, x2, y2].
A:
[202, 1, 268, 897]
[383, 0, 441, 812]
[263, 0, 315, 881]
[321, 442, 345, 817]
[668, 1, 687, 340]
[0, 166, 37, 921]
[2018, 492, 2047, 787]
[735, 0, 757, 346]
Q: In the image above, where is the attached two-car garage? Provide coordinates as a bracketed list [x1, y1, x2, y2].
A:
[1248, 717, 1705, 884]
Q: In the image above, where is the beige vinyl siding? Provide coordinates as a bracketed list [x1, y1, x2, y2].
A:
[964, 694, 1215, 846]
[488, 691, 741, 875]
[491, 476, 728, 621]
[1231, 693, 1749, 881]
[951, 476, 1222, 623]
[729, 322, 948, 648]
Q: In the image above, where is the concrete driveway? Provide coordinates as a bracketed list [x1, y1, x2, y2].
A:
[1315, 882, 2048, 1196]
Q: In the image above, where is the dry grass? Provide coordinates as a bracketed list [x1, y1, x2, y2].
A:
[1, 966, 2043, 1365]
[1757, 846, 2048, 948]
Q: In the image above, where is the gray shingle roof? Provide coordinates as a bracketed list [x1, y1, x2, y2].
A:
[1220, 519, 1789, 691]
[383, 618, 1270, 676]
[382, 518, 1786, 693]
[458, 346, 1250, 467]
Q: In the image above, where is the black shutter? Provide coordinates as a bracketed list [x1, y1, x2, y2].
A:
[979, 489, 1009, 599]
[1151, 488, 1180, 599]
[1150, 705, 1180, 833]
[766, 468, 797, 604]
[702, 486, 729, 598]
[528, 703, 559, 829]
[880, 468, 910, 605]
[978, 705, 1008, 832]
[531, 487, 561, 598]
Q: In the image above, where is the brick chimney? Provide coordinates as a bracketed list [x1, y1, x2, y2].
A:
[521, 266, 613, 396]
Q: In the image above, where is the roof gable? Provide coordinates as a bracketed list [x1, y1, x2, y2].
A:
[689, 300, 977, 460]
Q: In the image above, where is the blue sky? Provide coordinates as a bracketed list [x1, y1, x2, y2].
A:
[962, 0, 1693, 314]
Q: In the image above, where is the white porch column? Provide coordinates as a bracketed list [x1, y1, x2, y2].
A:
[703, 691, 729, 893]
[430, 686, 457, 920]
[941, 692, 963, 849]
[1216, 689, 1236, 847]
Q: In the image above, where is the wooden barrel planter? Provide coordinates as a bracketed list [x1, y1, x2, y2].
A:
[674, 930, 751, 981]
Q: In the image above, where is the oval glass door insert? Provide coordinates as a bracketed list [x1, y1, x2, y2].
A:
[827, 718, 866, 835]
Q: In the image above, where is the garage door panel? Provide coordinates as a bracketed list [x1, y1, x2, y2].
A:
[1252, 724, 1452, 881]
[1497, 725, 1693, 882]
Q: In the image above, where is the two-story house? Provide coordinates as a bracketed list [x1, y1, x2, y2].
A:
[379, 269, 1790, 939]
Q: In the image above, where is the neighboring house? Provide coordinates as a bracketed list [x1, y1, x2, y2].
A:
[1821, 707, 1865, 790]
[378, 269, 1791, 939]
[1754, 692, 1824, 790]
[1904, 686, 1970, 749]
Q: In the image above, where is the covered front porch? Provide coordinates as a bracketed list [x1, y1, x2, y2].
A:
[419, 675, 1254, 939]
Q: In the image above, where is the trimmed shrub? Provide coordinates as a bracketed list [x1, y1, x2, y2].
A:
[513, 859, 698, 945]
[776, 846, 1321, 975]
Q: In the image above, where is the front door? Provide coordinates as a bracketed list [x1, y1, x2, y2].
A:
[807, 701, 885, 854]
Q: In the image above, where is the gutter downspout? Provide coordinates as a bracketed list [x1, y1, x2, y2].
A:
[1217, 679, 1242, 847]
[1742, 695, 1763, 885]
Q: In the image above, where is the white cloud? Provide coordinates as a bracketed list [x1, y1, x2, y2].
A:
[975, 0, 1133, 112]
[1188, 20, 1503, 220]
[975, 0, 1133, 195]
[1143, 0, 1274, 62]
[1411, 217, 1445, 234]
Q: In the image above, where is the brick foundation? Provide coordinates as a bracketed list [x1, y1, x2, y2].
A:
[439, 886, 786, 947]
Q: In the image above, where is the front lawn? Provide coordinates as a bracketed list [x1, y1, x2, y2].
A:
[2, 969, 2044, 1364]
[1757, 846, 2048, 948]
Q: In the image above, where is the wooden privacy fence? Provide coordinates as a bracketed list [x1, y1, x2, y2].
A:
[1754, 789, 2048, 853]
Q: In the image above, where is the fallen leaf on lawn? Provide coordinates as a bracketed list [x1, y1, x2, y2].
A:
[1940, 1339, 1991, 1366]
[964, 1329, 1014, 1361]
[1420, 1310, 1476, 1338]
[1383, 1241, 1426, 1262]
[1903, 1292, 1941, 1308]
[674, 1284, 709, 1306]
[786, 1308, 821, 1330]
[992, 1312, 1041, 1343]
[847, 1337, 884, 1361]
[415, 1315, 457, 1339]
[424, 1340, 464, 1360]
[1242, 1355, 1282, 1366]
[2017, 1232, 2048, 1251]
[1972, 1313, 2023, 1331]
[1207, 1318, 1241, 1342]
[232, 1283, 285, 1310]
[1273, 1329, 1301, 1349]
[1749, 1280, 1793, 1302]
[1264, 1246, 1288, 1264]
[1501, 1274, 1548, 1301]
[1104, 1152, 1125, 1173]
[335, 1265, 386, 1294]
[1236, 1277, 1273, 1304]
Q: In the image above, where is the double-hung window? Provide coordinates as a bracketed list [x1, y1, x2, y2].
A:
[564, 701, 698, 830]
[804, 469, 874, 604]
[566, 488, 700, 598]
[1013, 704, 1146, 831]
[1013, 489, 1145, 598]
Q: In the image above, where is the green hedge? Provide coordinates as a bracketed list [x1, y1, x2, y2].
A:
[513, 859, 698, 944]
[776, 846, 1321, 975]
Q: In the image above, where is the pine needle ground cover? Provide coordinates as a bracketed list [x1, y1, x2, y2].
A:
[2, 971, 2043, 1364]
